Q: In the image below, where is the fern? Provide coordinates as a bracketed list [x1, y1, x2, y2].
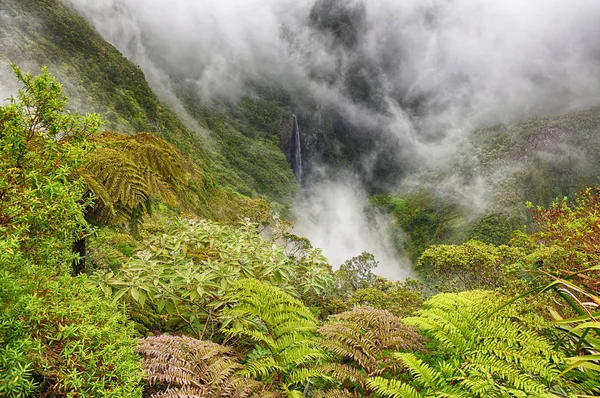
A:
[317, 306, 425, 396]
[78, 131, 189, 229]
[396, 290, 563, 397]
[223, 279, 329, 396]
[136, 334, 268, 397]
[365, 377, 421, 398]
[309, 390, 359, 398]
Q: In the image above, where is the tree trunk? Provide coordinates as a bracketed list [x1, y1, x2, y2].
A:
[72, 237, 86, 275]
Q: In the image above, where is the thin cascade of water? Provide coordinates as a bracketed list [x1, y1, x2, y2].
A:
[291, 114, 303, 184]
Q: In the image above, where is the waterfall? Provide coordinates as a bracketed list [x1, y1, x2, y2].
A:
[291, 114, 303, 184]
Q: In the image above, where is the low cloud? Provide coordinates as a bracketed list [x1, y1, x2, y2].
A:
[294, 176, 411, 280]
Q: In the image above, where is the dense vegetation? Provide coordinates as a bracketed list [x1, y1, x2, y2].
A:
[1, 2, 600, 395]
[1, 62, 599, 398]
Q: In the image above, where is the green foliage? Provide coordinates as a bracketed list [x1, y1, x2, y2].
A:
[93, 218, 333, 336]
[0, 253, 142, 397]
[335, 252, 378, 294]
[320, 254, 425, 319]
[79, 131, 190, 233]
[317, 306, 425, 396]
[0, 66, 142, 397]
[87, 227, 140, 271]
[0, 64, 98, 265]
[371, 192, 458, 261]
[0, 307, 38, 397]
[528, 187, 600, 291]
[466, 213, 514, 245]
[175, 89, 299, 210]
[348, 278, 425, 319]
[392, 290, 565, 397]
[502, 188, 600, 394]
[539, 267, 600, 392]
[416, 240, 524, 292]
[223, 279, 329, 397]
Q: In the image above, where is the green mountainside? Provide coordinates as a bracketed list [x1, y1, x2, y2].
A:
[0, 0, 298, 216]
[374, 107, 600, 261]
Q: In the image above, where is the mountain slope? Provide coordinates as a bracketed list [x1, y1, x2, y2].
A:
[376, 106, 600, 261]
[0, 0, 298, 214]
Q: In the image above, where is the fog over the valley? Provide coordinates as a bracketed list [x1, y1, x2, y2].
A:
[67, 0, 600, 276]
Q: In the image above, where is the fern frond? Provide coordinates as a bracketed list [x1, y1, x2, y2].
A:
[318, 306, 424, 375]
[136, 334, 263, 397]
[238, 355, 282, 379]
[365, 377, 421, 398]
[402, 290, 563, 397]
[223, 279, 327, 394]
[286, 367, 333, 385]
[317, 363, 365, 387]
[81, 131, 190, 227]
[226, 327, 276, 351]
[309, 390, 358, 398]
[394, 353, 443, 391]
[150, 386, 206, 398]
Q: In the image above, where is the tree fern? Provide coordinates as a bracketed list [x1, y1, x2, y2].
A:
[78, 131, 189, 228]
[222, 279, 329, 396]
[136, 334, 269, 397]
[72, 131, 190, 272]
[387, 290, 564, 397]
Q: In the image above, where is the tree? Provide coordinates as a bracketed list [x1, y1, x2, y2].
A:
[0, 65, 142, 397]
[335, 252, 378, 296]
[0, 64, 99, 267]
[72, 131, 191, 273]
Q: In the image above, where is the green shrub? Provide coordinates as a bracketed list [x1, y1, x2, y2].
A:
[93, 218, 333, 337]
[466, 213, 514, 245]
[416, 240, 523, 291]
[371, 192, 458, 261]
[349, 277, 425, 318]
[0, 64, 98, 267]
[0, 259, 143, 397]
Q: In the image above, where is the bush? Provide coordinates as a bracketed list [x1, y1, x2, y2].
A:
[93, 218, 333, 337]
[0, 256, 143, 397]
[0, 65, 98, 267]
[416, 239, 523, 291]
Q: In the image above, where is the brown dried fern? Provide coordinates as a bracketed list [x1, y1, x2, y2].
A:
[317, 306, 425, 396]
[136, 335, 270, 398]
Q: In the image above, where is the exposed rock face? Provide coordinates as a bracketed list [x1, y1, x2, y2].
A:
[280, 114, 303, 185]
